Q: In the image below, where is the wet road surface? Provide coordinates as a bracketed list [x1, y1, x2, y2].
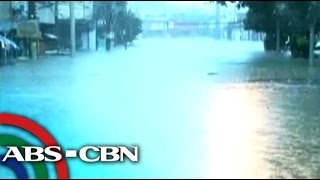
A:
[1, 37, 320, 178]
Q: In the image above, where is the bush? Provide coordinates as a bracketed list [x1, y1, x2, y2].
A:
[288, 34, 317, 59]
[263, 33, 287, 51]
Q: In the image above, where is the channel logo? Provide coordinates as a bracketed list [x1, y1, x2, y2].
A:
[0, 113, 69, 179]
[0, 113, 139, 179]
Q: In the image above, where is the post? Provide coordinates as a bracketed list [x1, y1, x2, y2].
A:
[54, 1, 59, 22]
[111, 2, 115, 48]
[28, 1, 36, 60]
[54, 1, 59, 53]
[28, 1, 36, 19]
[4, 31, 7, 64]
[70, 1, 76, 57]
[215, 2, 221, 40]
[309, 21, 315, 66]
[276, 19, 280, 53]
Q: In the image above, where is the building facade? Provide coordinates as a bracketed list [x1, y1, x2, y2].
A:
[4, 1, 96, 55]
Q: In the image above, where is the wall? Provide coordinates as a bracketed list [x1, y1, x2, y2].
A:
[89, 27, 96, 50]
[11, 1, 54, 24]
[150, 22, 166, 31]
[0, 2, 11, 21]
[81, 32, 88, 50]
[11, 1, 94, 22]
[36, 3, 55, 24]
[80, 26, 96, 51]
[58, 1, 93, 20]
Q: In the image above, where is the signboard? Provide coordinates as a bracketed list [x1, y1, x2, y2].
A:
[16, 20, 41, 39]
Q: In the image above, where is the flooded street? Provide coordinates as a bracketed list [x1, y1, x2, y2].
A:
[1, 37, 320, 178]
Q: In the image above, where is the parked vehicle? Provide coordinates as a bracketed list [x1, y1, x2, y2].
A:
[0, 35, 20, 66]
[315, 42, 320, 57]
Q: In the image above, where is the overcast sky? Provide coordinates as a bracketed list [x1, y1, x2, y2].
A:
[166, 1, 211, 7]
[127, 1, 244, 20]
[128, 1, 238, 12]
[128, 1, 216, 14]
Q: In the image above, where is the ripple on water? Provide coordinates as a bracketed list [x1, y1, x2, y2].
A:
[207, 82, 320, 178]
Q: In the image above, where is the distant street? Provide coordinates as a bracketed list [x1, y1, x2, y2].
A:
[1, 37, 320, 178]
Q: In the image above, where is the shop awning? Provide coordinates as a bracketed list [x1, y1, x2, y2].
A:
[43, 33, 58, 39]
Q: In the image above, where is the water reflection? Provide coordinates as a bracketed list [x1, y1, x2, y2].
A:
[202, 84, 271, 178]
[201, 80, 320, 178]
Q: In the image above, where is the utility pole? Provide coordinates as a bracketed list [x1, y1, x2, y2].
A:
[111, 1, 116, 47]
[309, 20, 316, 66]
[54, 1, 59, 53]
[215, 2, 221, 40]
[27, 1, 36, 60]
[276, 19, 280, 53]
[28, 1, 36, 19]
[70, 1, 75, 57]
[54, 1, 59, 23]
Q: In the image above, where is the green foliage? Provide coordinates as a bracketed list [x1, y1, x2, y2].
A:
[126, 12, 142, 43]
[114, 11, 142, 45]
[94, 1, 142, 45]
[290, 34, 310, 58]
[212, 1, 320, 34]
[264, 32, 288, 51]
[212, 1, 320, 59]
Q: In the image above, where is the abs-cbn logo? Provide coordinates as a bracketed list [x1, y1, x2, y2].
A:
[0, 113, 138, 179]
[3, 146, 139, 162]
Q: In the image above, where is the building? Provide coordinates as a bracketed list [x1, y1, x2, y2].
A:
[56, 1, 96, 51]
[214, 3, 263, 41]
[142, 14, 168, 36]
[0, 2, 11, 22]
[0, 2, 16, 33]
[8, 1, 96, 55]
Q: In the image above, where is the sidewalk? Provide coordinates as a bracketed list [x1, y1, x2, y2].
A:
[12, 50, 105, 64]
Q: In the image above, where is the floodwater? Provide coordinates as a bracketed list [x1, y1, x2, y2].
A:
[1, 37, 320, 178]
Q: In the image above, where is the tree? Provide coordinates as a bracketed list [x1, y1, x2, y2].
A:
[125, 11, 142, 44]
[93, 1, 142, 48]
[114, 9, 142, 46]
[213, 1, 286, 52]
[213, 1, 320, 64]
[94, 1, 113, 35]
[285, 1, 320, 64]
[240, 1, 289, 52]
